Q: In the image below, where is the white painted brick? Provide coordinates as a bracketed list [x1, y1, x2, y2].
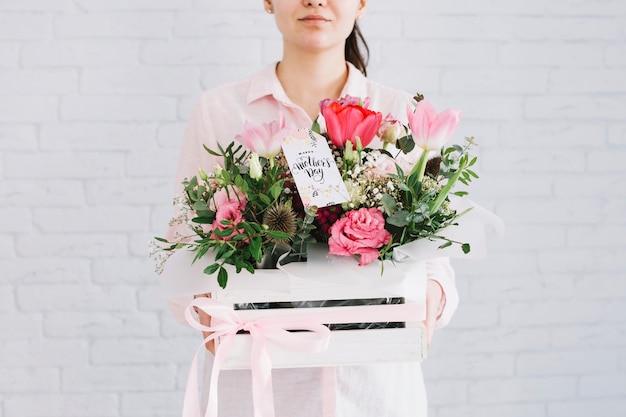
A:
[16, 233, 127, 258]
[140, 39, 263, 66]
[481, 148, 585, 173]
[436, 403, 547, 417]
[0, 125, 37, 151]
[436, 327, 552, 354]
[424, 379, 469, 405]
[493, 224, 566, 251]
[62, 364, 176, 392]
[91, 337, 198, 364]
[500, 299, 621, 326]
[61, 95, 178, 122]
[500, 43, 605, 67]
[54, 12, 173, 38]
[33, 206, 150, 232]
[193, 0, 259, 11]
[0, 257, 90, 285]
[5, 152, 124, 179]
[588, 150, 626, 172]
[358, 13, 403, 40]
[443, 95, 525, 121]
[0, 41, 19, 67]
[120, 391, 183, 417]
[423, 353, 515, 379]
[85, 179, 170, 206]
[575, 275, 626, 300]
[554, 174, 626, 198]
[0, 285, 16, 311]
[136, 284, 166, 311]
[0, 313, 42, 338]
[608, 124, 626, 145]
[44, 311, 159, 338]
[567, 225, 626, 248]
[442, 69, 549, 94]
[382, 41, 498, 68]
[74, 0, 192, 11]
[22, 40, 138, 67]
[17, 284, 136, 312]
[606, 45, 626, 66]
[40, 123, 157, 150]
[161, 311, 198, 338]
[447, 303, 499, 328]
[550, 69, 626, 93]
[469, 174, 553, 200]
[0, 368, 59, 393]
[174, 12, 278, 38]
[551, 324, 626, 349]
[538, 248, 626, 273]
[0, 207, 33, 232]
[0, 69, 78, 95]
[0, 0, 75, 11]
[4, 393, 118, 417]
[366, 67, 441, 96]
[546, 0, 626, 16]
[469, 274, 576, 303]
[499, 122, 606, 148]
[378, 0, 547, 14]
[156, 122, 184, 148]
[0, 13, 49, 40]
[579, 373, 626, 398]
[0, 180, 85, 207]
[517, 349, 618, 376]
[130, 231, 164, 257]
[125, 149, 178, 177]
[92, 258, 156, 285]
[0, 339, 88, 367]
[548, 399, 626, 417]
[0, 96, 58, 123]
[452, 251, 538, 278]
[525, 95, 626, 120]
[469, 376, 577, 403]
[81, 67, 200, 95]
[496, 199, 602, 224]
[0, 235, 15, 259]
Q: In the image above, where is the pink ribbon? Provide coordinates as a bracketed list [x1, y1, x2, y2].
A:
[182, 297, 423, 417]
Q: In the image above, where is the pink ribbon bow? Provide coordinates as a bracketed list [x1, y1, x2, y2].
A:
[182, 298, 425, 417]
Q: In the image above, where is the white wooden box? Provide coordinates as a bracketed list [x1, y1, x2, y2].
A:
[163, 244, 428, 369]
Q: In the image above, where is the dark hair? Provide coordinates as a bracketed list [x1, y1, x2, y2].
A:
[345, 22, 369, 76]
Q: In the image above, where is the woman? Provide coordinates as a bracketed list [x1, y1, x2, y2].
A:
[167, 1, 458, 416]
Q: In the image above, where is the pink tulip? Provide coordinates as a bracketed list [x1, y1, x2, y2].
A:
[235, 114, 294, 158]
[406, 100, 461, 151]
[320, 96, 382, 149]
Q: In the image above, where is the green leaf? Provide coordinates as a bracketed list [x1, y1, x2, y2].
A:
[212, 227, 233, 238]
[266, 230, 292, 240]
[438, 241, 452, 249]
[203, 263, 220, 275]
[386, 210, 410, 227]
[249, 237, 262, 261]
[462, 243, 471, 254]
[153, 237, 169, 243]
[396, 135, 415, 154]
[311, 118, 321, 134]
[217, 267, 228, 289]
[380, 194, 397, 215]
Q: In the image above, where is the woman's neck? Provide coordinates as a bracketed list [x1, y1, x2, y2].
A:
[276, 46, 349, 121]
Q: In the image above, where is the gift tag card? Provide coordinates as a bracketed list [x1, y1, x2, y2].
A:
[281, 128, 349, 208]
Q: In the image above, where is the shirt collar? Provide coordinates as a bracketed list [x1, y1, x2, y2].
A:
[246, 61, 368, 105]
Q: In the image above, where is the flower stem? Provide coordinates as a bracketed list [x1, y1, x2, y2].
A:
[428, 157, 467, 214]
[410, 149, 429, 182]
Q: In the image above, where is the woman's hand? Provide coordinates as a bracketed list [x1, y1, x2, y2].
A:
[423, 279, 444, 348]
[193, 293, 215, 354]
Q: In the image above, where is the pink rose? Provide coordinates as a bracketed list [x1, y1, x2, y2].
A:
[328, 207, 391, 266]
[210, 200, 245, 241]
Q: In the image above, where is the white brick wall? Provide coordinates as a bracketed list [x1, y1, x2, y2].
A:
[1, 1, 624, 416]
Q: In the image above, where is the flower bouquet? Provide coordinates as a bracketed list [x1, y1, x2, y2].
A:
[153, 94, 478, 288]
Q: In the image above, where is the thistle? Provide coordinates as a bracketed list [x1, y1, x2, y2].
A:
[263, 203, 297, 240]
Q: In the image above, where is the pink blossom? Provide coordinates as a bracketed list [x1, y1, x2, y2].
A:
[328, 207, 391, 266]
[210, 200, 245, 241]
[406, 100, 461, 151]
[319, 95, 370, 110]
[367, 153, 412, 178]
[378, 113, 404, 145]
[235, 114, 294, 158]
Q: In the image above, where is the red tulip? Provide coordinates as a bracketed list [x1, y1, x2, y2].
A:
[320, 96, 382, 149]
